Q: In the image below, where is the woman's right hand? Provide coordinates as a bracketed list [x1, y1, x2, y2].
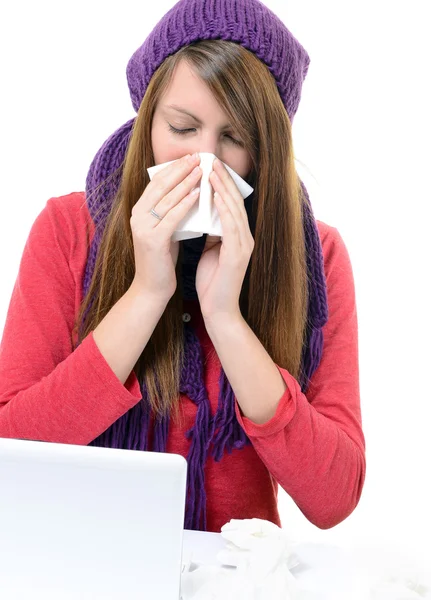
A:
[130, 152, 202, 302]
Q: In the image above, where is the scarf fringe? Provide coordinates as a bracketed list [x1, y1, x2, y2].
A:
[88, 392, 150, 451]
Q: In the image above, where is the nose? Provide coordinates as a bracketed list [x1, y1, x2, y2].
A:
[190, 134, 224, 163]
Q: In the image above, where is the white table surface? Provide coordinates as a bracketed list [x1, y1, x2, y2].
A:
[182, 529, 431, 599]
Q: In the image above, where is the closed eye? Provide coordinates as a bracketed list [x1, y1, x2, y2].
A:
[167, 123, 243, 146]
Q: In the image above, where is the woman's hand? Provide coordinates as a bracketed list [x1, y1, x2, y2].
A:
[195, 158, 254, 321]
[129, 153, 202, 302]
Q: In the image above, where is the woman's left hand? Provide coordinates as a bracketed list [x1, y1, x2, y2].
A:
[195, 158, 254, 321]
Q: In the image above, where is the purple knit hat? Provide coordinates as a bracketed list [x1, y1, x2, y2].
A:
[80, 0, 329, 532]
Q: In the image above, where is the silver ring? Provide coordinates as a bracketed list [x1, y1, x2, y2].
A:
[150, 207, 163, 221]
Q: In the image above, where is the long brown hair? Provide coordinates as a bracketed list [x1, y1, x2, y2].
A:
[75, 39, 309, 425]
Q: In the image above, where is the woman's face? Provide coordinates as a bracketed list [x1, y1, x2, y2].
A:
[151, 59, 253, 179]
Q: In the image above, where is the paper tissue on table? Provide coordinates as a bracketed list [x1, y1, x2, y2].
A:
[147, 152, 254, 242]
[180, 518, 306, 600]
[181, 519, 431, 600]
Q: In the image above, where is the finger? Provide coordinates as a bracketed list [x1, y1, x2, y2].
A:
[211, 173, 248, 246]
[213, 191, 242, 252]
[150, 165, 202, 224]
[213, 159, 248, 220]
[148, 154, 201, 212]
[158, 186, 200, 231]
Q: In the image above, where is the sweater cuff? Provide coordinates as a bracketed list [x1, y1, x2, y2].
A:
[86, 331, 142, 405]
[234, 364, 298, 437]
[124, 369, 142, 397]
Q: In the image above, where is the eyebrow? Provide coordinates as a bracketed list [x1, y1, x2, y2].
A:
[164, 104, 233, 131]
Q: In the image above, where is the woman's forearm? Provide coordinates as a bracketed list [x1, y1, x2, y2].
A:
[93, 283, 170, 385]
[203, 312, 287, 424]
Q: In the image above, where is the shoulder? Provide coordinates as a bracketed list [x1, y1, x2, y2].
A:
[316, 218, 343, 253]
[316, 219, 354, 283]
[42, 190, 95, 248]
[44, 191, 93, 233]
[315, 219, 357, 341]
[31, 192, 95, 274]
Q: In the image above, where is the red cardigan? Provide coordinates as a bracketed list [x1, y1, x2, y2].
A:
[0, 192, 366, 533]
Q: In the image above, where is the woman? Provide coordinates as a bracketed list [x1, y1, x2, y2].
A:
[0, 0, 366, 533]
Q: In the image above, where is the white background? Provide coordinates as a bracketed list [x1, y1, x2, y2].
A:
[1, 0, 430, 574]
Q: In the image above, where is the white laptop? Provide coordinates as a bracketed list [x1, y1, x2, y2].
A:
[0, 437, 188, 599]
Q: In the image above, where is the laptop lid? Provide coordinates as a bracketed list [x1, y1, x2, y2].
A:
[0, 437, 187, 599]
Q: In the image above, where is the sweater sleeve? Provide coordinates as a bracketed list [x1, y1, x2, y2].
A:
[0, 197, 142, 445]
[234, 225, 366, 530]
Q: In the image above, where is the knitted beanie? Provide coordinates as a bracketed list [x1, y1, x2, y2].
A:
[80, 0, 329, 531]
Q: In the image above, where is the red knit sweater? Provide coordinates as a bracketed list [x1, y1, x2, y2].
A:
[0, 192, 366, 533]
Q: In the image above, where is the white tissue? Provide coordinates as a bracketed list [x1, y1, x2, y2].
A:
[181, 518, 306, 600]
[181, 522, 431, 600]
[146, 152, 254, 241]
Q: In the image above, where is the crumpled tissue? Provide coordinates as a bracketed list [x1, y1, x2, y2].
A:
[180, 518, 310, 600]
[181, 520, 431, 600]
[147, 152, 254, 242]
